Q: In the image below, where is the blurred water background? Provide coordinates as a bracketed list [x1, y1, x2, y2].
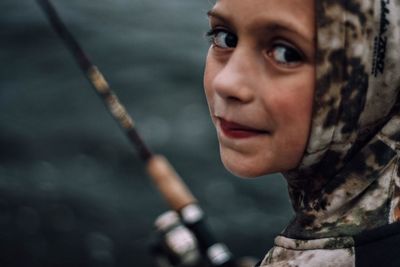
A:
[0, 0, 293, 266]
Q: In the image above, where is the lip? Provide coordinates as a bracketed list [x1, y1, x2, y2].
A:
[218, 117, 269, 139]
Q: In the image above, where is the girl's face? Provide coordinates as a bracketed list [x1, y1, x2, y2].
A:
[204, 0, 315, 177]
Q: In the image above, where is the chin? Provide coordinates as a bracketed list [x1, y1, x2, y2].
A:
[220, 148, 273, 178]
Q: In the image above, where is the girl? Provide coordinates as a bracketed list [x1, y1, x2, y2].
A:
[204, 0, 400, 266]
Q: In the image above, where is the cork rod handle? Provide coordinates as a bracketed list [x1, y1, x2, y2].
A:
[146, 155, 197, 211]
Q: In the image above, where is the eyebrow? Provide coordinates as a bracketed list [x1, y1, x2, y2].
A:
[207, 9, 314, 45]
[207, 10, 227, 23]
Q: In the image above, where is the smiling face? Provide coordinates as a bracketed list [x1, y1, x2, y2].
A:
[204, 0, 315, 177]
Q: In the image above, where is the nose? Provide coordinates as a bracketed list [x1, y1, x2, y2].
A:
[212, 47, 257, 103]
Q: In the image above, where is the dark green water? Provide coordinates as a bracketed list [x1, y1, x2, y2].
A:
[1, 0, 292, 266]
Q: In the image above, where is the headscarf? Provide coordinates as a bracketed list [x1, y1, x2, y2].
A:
[283, 0, 400, 239]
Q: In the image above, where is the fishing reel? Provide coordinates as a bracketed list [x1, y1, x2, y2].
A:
[150, 209, 258, 267]
[150, 210, 204, 267]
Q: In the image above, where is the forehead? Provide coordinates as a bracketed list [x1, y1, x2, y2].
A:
[210, 0, 314, 40]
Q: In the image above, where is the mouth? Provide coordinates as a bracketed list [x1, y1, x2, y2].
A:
[217, 117, 270, 139]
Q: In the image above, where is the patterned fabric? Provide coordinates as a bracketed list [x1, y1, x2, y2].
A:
[261, 0, 400, 266]
[261, 235, 355, 267]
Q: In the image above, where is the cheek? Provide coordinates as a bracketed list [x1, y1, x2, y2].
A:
[264, 71, 315, 165]
[272, 92, 312, 126]
[266, 70, 314, 127]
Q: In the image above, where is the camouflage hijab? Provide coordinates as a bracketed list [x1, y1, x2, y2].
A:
[283, 0, 400, 239]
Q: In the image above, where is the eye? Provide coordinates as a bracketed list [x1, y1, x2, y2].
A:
[206, 29, 237, 49]
[268, 43, 303, 67]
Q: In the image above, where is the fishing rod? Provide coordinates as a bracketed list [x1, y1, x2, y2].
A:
[36, 1, 239, 266]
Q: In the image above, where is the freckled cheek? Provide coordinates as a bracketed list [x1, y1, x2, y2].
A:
[264, 95, 310, 166]
[265, 83, 314, 135]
